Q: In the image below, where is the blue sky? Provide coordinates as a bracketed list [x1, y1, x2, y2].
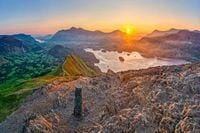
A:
[0, 0, 200, 35]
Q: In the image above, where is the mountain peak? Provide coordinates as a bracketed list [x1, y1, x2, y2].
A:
[169, 28, 178, 31]
[60, 27, 122, 34]
[70, 27, 77, 30]
[14, 33, 28, 36]
[152, 29, 160, 33]
[70, 27, 83, 30]
[111, 30, 122, 33]
[50, 27, 124, 43]
[147, 28, 180, 38]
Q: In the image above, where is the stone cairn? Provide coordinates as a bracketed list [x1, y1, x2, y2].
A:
[73, 87, 82, 117]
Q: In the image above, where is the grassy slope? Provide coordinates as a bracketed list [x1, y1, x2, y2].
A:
[63, 54, 97, 77]
[0, 74, 64, 122]
[0, 64, 66, 122]
[0, 54, 97, 122]
[0, 51, 62, 122]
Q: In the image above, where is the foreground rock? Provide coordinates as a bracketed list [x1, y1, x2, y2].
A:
[1, 63, 200, 132]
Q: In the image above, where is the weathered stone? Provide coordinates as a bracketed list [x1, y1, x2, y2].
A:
[1, 63, 200, 132]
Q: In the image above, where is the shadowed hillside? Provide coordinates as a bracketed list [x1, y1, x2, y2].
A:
[0, 34, 42, 55]
[48, 45, 72, 59]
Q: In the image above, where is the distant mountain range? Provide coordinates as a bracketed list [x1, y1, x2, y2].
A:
[48, 27, 200, 61]
[1, 27, 200, 61]
[0, 34, 41, 55]
[49, 27, 125, 45]
[134, 29, 200, 61]
[146, 28, 180, 38]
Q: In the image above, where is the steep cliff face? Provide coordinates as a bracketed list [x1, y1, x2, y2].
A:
[1, 63, 200, 132]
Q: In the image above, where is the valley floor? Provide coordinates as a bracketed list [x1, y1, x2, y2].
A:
[0, 63, 200, 132]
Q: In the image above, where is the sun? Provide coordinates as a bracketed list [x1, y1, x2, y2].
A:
[125, 27, 133, 35]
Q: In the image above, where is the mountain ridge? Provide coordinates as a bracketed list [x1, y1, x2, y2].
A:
[133, 29, 200, 61]
[49, 27, 125, 44]
[0, 62, 200, 132]
[62, 54, 97, 77]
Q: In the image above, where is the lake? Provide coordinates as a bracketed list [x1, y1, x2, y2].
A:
[85, 48, 189, 73]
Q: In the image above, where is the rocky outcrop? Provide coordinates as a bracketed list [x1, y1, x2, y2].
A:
[1, 63, 200, 132]
[119, 56, 125, 62]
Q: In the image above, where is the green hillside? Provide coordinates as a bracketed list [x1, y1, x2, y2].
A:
[0, 51, 62, 122]
[0, 53, 97, 122]
[63, 54, 97, 77]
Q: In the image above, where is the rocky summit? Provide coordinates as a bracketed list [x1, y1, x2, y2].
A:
[0, 63, 200, 132]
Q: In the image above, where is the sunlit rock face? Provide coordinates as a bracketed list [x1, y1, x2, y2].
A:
[85, 48, 189, 72]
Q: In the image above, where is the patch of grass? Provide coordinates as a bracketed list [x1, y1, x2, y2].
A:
[0, 90, 31, 122]
[0, 74, 63, 122]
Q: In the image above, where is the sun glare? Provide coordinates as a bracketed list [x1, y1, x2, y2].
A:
[125, 27, 133, 35]
[122, 26, 134, 50]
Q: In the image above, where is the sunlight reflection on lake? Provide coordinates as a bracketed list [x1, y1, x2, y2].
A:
[85, 48, 190, 73]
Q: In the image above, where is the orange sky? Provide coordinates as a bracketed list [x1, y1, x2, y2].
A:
[0, 0, 199, 35]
